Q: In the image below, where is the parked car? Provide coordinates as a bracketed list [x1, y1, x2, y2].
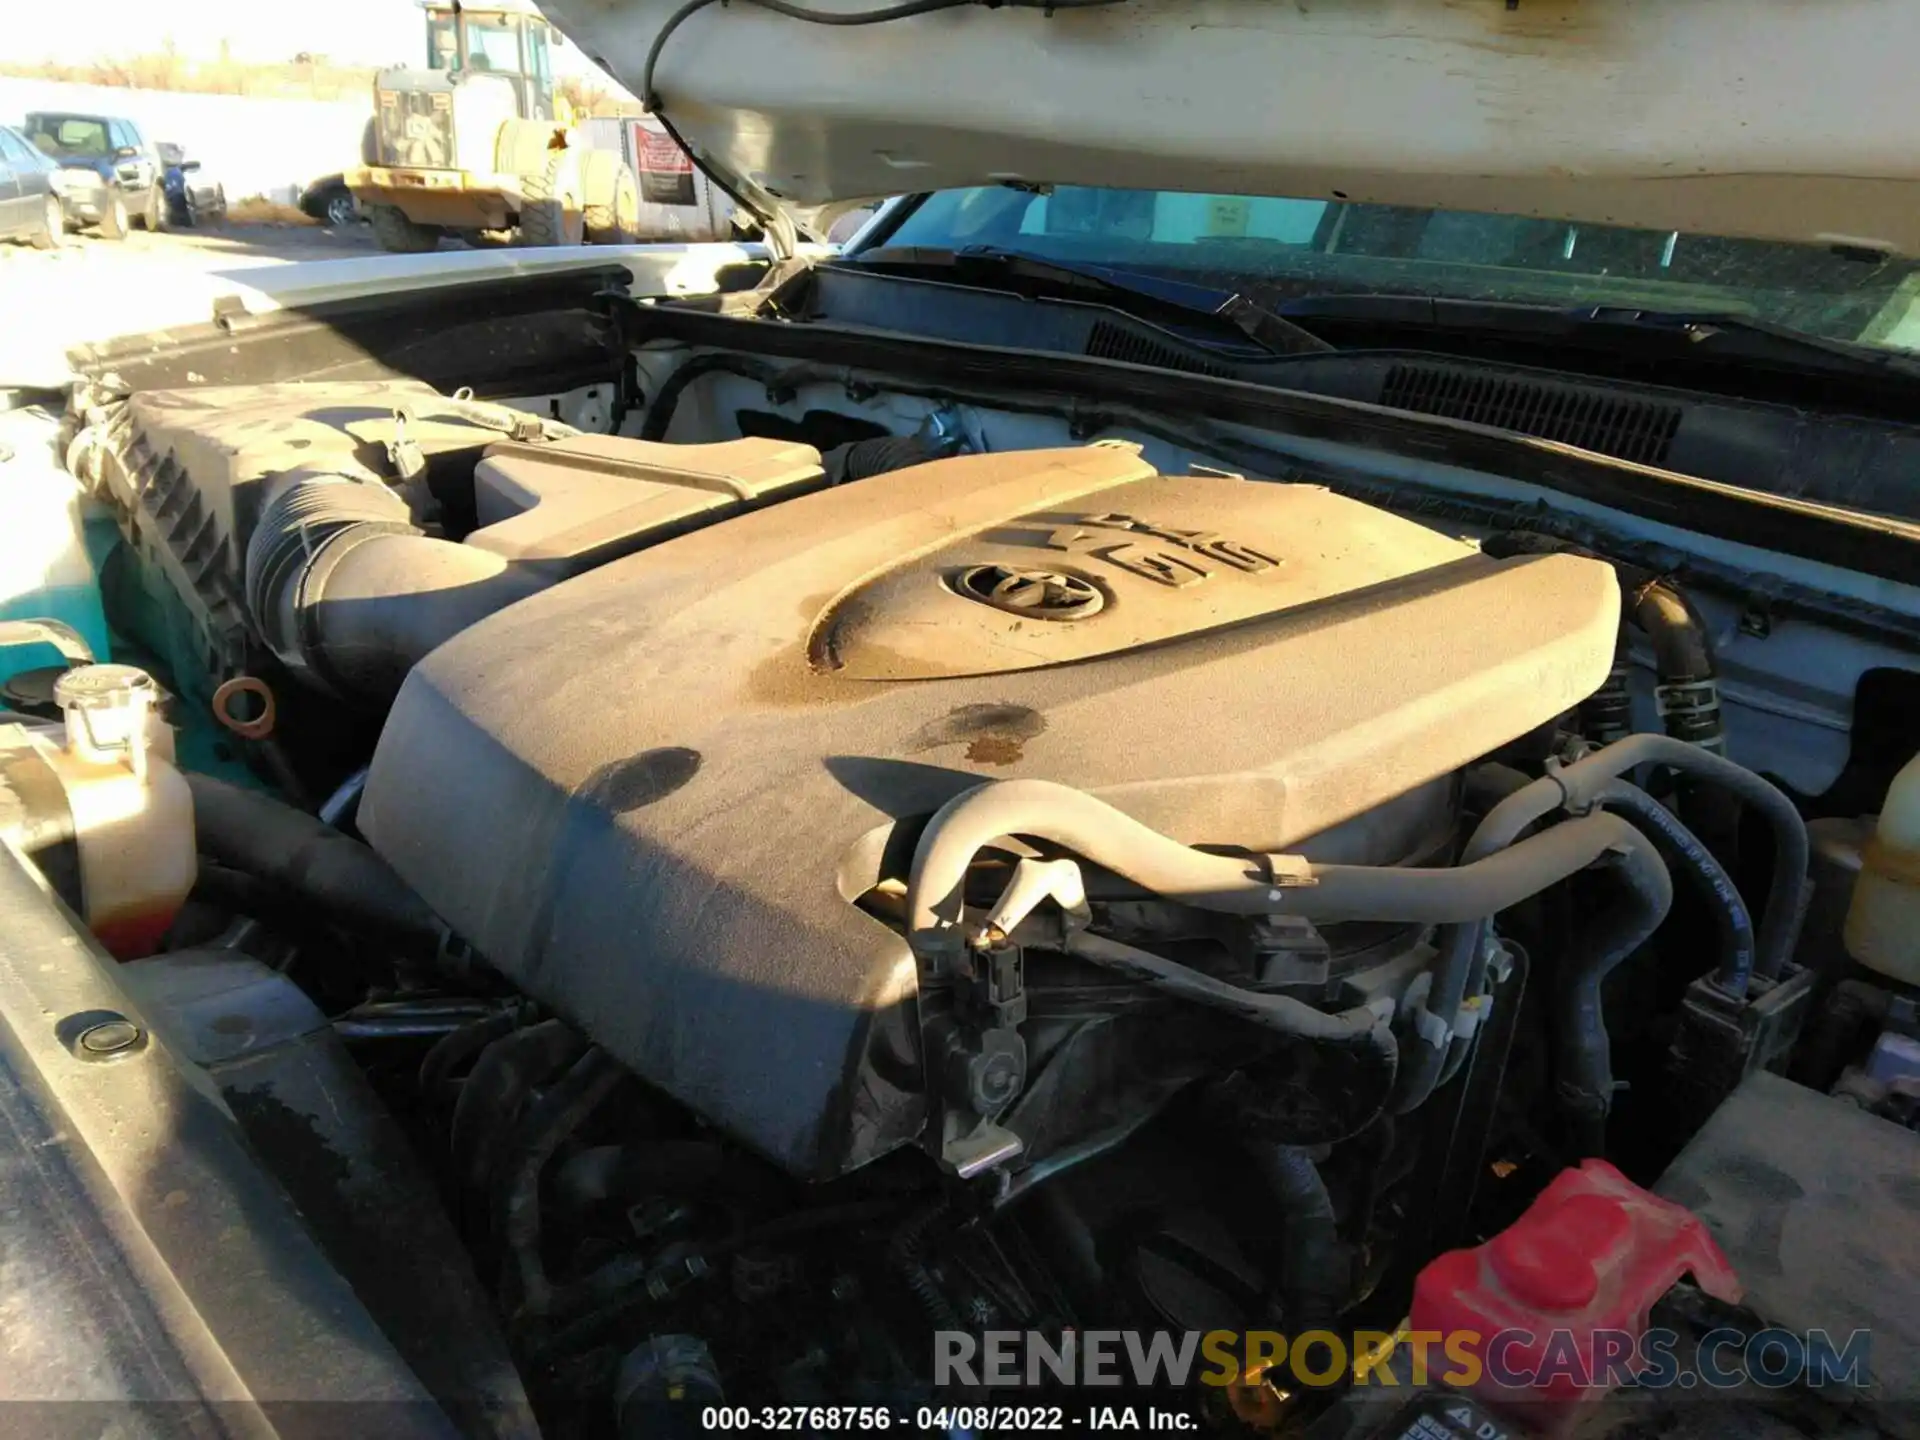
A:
[22, 112, 167, 234]
[157, 142, 227, 227]
[0, 124, 67, 247]
[297, 172, 361, 229]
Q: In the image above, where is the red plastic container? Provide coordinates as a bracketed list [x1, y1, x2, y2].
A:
[1409, 1158, 1742, 1430]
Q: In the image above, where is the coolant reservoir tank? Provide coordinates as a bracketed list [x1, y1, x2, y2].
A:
[36, 665, 195, 958]
[1846, 749, 1920, 985]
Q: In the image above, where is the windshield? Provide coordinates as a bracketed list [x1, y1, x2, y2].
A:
[23, 115, 110, 160]
[876, 186, 1920, 355]
[427, 11, 526, 75]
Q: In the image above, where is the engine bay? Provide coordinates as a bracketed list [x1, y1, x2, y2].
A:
[5, 287, 1920, 1439]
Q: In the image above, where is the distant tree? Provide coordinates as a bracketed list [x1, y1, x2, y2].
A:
[0, 44, 379, 100]
[557, 74, 643, 117]
[127, 43, 186, 91]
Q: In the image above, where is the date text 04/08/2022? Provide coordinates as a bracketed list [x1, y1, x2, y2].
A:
[698, 1406, 1199, 1430]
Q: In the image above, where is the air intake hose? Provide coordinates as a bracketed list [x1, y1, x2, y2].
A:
[246, 471, 547, 701]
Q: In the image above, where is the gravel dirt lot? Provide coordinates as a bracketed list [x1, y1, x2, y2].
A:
[3, 215, 378, 276]
[0, 218, 382, 385]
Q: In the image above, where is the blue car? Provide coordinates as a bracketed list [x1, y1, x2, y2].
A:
[22, 111, 167, 236]
[157, 141, 227, 227]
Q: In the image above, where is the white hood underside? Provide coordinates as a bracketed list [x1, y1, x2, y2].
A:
[541, 0, 1920, 256]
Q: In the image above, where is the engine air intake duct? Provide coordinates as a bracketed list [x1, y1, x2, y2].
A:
[244, 435, 825, 701]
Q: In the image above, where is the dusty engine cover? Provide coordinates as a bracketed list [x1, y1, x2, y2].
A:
[360, 444, 1619, 1179]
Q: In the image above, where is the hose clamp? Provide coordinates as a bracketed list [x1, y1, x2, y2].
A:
[1538, 758, 1579, 813]
[1258, 853, 1319, 896]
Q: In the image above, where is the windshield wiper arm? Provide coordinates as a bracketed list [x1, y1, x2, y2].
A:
[1277, 292, 1920, 383]
[1566, 304, 1920, 377]
[849, 244, 1334, 357]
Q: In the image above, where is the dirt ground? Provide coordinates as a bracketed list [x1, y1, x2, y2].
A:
[3, 214, 379, 271]
[0, 218, 384, 385]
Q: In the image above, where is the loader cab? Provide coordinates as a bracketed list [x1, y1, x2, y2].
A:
[424, 2, 557, 122]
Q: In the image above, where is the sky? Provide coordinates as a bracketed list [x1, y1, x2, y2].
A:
[16, 0, 615, 79]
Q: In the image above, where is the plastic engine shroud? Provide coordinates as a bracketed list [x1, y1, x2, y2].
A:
[359, 443, 1620, 1179]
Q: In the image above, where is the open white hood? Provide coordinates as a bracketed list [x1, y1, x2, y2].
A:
[541, 0, 1920, 256]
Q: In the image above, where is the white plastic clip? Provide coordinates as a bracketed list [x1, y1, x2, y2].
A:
[1412, 1005, 1451, 1050]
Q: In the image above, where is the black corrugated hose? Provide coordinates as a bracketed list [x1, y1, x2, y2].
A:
[890, 1199, 964, 1333]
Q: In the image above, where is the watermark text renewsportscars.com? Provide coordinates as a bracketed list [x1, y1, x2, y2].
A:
[933, 1327, 1872, 1392]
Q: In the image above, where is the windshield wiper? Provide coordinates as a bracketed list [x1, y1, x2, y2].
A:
[1569, 305, 1920, 377]
[1277, 293, 1920, 385]
[848, 244, 1334, 357]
